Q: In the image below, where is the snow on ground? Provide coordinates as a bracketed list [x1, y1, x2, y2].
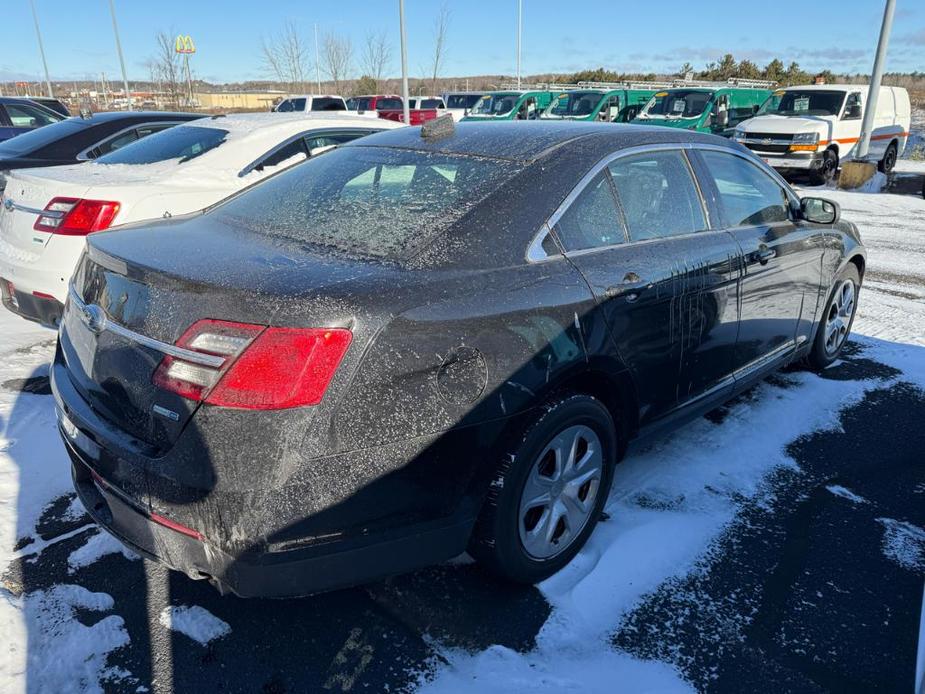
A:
[66, 530, 139, 575]
[825, 484, 869, 505]
[877, 517, 925, 572]
[157, 605, 231, 646]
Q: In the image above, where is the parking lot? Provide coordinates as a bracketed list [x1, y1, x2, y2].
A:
[0, 163, 921, 692]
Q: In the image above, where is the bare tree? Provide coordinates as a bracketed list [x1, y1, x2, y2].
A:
[322, 33, 353, 94]
[361, 31, 392, 91]
[149, 30, 184, 109]
[428, 4, 451, 95]
[260, 20, 310, 95]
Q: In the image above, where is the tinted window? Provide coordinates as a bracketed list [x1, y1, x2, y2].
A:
[643, 90, 712, 118]
[420, 99, 444, 109]
[609, 151, 706, 241]
[548, 91, 602, 117]
[214, 146, 519, 259]
[699, 150, 791, 227]
[5, 102, 61, 128]
[376, 98, 403, 110]
[89, 129, 139, 158]
[305, 131, 370, 152]
[255, 138, 309, 171]
[311, 97, 346, 111]
[95, 125, 226, 165]
[555, 172, 624, 252]
[446, 94, 482, 109]
[0, 117, 88, 156]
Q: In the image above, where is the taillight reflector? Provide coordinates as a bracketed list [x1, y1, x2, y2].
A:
[149, 512, 203, 541]
[33, 197, 120, 235]
[152, 319, 352, 410]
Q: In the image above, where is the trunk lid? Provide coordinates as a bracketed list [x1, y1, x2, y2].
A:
[58, 214, 405, 451]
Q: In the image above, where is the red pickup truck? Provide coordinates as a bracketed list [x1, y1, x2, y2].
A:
[377, 108, 439, 125]
[345, 94, 440, 125]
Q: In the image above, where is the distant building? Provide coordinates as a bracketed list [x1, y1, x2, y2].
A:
[194, 90, 286, 110]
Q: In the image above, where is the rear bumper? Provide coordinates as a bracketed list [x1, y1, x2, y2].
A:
[1, 277, 64, 326]
[51, 357, 477, 598]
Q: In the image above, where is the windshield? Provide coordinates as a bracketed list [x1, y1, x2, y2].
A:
[758, 90, 846, 117]
[545, 91, 605, 118]
[641, 90, 713, 119]
[469, 94, 519, 116]
[0, 117, 90, 156]
[446, 94, 482, 109]
[310, 97, 346, 111]
[95, 125, 228, 165]
[214, 146, 520, 260]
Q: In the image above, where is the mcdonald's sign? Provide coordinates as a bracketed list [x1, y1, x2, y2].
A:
[175, 35, 196, 54]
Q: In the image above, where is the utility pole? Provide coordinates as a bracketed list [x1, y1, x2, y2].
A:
[399, 0, 410, 125]
[29, 0, 54, 98]
[516, 0, 522, 89]
[314, 23, 322, 93]
[108, 0, 132, 110]
[856, 0, 895, 160]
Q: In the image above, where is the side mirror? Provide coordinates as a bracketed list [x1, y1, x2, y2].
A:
[844, 104, 862, 119]
[801, 197, 840, 224]
[716, 110, 729, 127]
[752, 104, 760, 114]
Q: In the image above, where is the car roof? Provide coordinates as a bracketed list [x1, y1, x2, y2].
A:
[778, 84, 862, 91]
[343, 121, 727, 163]
[62, 110, 200, 123]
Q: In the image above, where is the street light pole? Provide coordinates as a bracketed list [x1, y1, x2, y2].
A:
[108, 0, 132, 110]
[516, 0, 522, 90]
[314, 23, 322, 93]
[29, 0, 54, 98]
[856, 0, 896, 160]
[399, 0, 410, 126]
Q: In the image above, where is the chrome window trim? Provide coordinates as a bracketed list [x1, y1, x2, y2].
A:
[237, 127, 382, 178]
[526, 141, 800, 264]
[75, 120, 190, 161]
[67, 284, 226, 368]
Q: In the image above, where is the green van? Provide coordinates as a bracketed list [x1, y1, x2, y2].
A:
[462, 91, 557, 121]
[631, 85, 773, 136]
[540, 88, 658, 123]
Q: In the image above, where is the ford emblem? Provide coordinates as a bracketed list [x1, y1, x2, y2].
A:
[80, 304, 107, 334]
[3, 198, 13, 212]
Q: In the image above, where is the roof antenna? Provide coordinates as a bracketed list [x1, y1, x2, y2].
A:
[421, 113, 454, 140]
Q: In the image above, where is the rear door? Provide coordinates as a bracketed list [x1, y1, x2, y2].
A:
[693, 148, 825, 378]
[554, 147, 740, 424]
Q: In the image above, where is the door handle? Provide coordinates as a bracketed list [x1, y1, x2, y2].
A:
[605, 272, 651, 302]
[754, 246, 776, 265]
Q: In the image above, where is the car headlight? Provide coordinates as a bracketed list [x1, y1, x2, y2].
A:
[792, 132, 820, 144]
[733, 129, 747, 141]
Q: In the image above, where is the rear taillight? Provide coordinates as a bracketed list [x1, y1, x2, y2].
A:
[33, 197, 120, 235]
[152, 319, 352, 410]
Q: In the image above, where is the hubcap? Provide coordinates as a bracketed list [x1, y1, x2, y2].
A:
[824, 279, 855, 356]
[518, 424, 603, 560]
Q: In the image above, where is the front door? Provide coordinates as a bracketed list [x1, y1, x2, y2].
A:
[694, 149, 826, 378]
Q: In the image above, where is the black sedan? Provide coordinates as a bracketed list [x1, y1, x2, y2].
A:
[51, 122, 864, 597]
[0, 110, 201, 172]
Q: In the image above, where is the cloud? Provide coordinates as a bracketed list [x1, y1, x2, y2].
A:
[896, 27, 925, 45]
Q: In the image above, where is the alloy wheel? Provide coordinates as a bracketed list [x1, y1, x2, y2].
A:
[518, 424, 603, 559]
[824, 279, 856, 355]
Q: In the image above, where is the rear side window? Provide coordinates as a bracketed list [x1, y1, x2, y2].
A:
[699, 150, 791, 227]
[609, 151, 706, 241]
[0, 117, 88, 156]
[555, 171, 624, 252]
[95, 125, 227, 165]
[214, 146, 519, 259]
[311, 98, 346, 111]
[88, 129, 139, 158]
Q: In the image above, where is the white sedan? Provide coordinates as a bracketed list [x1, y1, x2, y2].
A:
[0, 113, 401, 325]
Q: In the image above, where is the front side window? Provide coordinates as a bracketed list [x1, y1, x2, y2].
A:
[842, 93, 862, 120]
[609, 151, 707, 241]
[555, 171, 624, 252]
[5, 102, 61, 128]
[94, 125, 227, 165]
[699, 150, 792, 227]
[214, 146, 519, 260]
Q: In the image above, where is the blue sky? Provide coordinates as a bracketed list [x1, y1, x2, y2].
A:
[1, 0, 923, 85]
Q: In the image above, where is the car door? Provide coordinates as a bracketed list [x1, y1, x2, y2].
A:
[693, 148, 826, 379]
[552, 148, 740, 425]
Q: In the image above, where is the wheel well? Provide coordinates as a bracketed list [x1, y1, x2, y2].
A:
[552, 368, 637, 458]
[826, 144, 839, 159]
[848, 254, 865, 280]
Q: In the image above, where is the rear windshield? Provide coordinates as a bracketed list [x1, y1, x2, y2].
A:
[213, 146, 519, 260]
[376, 98, 403, 110]
[0, 117, 87, 156]
[310, 97, 346, 111]
[758, 90, 846, 117]
[95, 125, 228, 165]
[446, 94, 482, 109]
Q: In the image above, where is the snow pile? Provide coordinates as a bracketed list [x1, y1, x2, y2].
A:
[158, 605, 231, 646]
[825, 485, 869, 505]
[855, 171, 887, 193]
[67, 529, 139, 574]
[0, 585, 129, 693]
[877, 517, 925, 572]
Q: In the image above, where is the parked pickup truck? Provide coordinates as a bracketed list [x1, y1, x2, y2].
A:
[377, 108, 439, 125]
[632, 82, 773, 137]
[734, 84, 911, 184]
[540, 87, 659, 123]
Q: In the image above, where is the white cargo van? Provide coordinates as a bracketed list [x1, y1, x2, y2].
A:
[734, 84, 911, 184]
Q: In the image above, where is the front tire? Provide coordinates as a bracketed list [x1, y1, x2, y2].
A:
[469, 394, 617, 584]
[810, 149, 838, 186]
[808, 264, 860, 370]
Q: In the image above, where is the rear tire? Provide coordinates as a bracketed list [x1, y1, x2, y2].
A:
[807, 264, 860, 370]
[468, 394, 617, 584]
[878, 142, 897, 174]
[810, 149, 838, 186]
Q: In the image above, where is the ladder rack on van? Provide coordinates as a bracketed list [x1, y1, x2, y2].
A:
[496, 77, 776, 93]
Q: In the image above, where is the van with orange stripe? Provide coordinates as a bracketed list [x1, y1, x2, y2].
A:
[734, 84, 911, 185]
